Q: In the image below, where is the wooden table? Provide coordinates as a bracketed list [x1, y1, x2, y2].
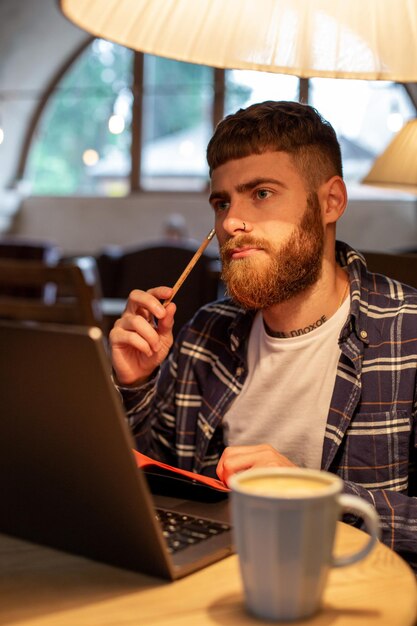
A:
[1, 523, 416, 626]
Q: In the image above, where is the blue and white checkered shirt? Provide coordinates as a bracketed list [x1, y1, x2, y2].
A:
[120, 241, 417, 569]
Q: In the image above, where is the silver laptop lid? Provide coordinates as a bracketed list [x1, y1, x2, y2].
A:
[0, 320, 233, 578]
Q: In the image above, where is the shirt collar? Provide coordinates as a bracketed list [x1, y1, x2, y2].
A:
[336, 241, 370, 346]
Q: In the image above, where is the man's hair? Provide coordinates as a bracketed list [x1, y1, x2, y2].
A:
[206, 100, 343, 190]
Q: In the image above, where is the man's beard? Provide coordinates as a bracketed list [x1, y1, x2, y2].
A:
[220, 193, 324, 310]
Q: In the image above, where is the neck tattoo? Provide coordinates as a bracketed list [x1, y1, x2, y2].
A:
[264, 277, 350, 339]
[264, 315, 327, 339]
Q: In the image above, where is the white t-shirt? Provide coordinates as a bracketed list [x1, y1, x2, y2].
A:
[223, 296, 350, 469]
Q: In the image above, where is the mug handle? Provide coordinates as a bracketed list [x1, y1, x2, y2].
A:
[332, 494, 381, 568]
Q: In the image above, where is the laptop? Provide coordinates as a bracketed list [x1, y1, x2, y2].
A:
[0, 320, 233, 579]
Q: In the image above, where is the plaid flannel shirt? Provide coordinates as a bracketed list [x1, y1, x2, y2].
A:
[120, 241, 417, 569]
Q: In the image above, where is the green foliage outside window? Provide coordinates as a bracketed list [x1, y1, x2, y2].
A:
[26, 41, 133, 195]
[143, 56, 214, 141]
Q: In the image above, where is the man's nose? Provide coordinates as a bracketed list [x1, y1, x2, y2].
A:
[222, 216, 252, 236]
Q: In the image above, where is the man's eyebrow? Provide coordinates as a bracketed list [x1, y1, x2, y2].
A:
[208, 190, 229, 204]
[236, 177, 287, 193]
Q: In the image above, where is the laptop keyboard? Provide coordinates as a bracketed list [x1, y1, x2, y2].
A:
[156, 508, 231, 554]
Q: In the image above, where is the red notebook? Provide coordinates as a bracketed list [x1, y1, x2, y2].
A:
[132, 449, 230, 495]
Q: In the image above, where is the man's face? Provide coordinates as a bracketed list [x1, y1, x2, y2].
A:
[209, 151, 325, 309]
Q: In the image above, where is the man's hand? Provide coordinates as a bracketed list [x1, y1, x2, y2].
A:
[216, 444, 297, 486]
[109, 286, 176, 386]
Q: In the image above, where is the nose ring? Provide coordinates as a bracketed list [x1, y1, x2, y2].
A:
[242, 221, 246, 231]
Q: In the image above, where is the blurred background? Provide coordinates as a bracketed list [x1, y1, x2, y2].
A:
[1, 0, 417, 258]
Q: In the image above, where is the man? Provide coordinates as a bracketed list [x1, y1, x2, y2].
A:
[110, 101, 417, 569]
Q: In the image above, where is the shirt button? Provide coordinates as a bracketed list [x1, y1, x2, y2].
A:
[236, 367, 244, 376]
[360, 330, 368, 340]
[202, 424, 211, 435]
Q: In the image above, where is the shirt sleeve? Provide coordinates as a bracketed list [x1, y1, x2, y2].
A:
[117, 356, 180, 466]
[342, 479, 417, 571]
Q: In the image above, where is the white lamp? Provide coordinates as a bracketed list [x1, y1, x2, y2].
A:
[60, 0, 417, 81]
[362, 120, 417, 193]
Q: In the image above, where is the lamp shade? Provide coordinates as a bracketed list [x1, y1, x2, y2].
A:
[61, 0, 417, 81]
[362, 120, 417, 193]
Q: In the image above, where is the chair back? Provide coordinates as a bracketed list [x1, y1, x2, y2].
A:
[0, 237, 60, 262]
[97, 240, 221, 335]
[0, 237, 61, 299]
[361, 250, 417, 290]
[0, 259, 102, 327]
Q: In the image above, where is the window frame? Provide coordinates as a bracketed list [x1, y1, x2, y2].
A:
[16, 41, 417, 195]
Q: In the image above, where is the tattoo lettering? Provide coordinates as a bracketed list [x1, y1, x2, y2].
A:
[265, 315, 327, 338]
[289, 315, 327, 336]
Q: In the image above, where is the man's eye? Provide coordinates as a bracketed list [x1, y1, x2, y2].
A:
[256, 189, 271, 200]
[214, 201, 230, 212]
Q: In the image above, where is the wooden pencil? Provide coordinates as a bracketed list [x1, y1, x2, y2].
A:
[163, 228, 216, 307]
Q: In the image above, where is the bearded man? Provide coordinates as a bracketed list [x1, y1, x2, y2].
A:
[110, 101, 417, 570]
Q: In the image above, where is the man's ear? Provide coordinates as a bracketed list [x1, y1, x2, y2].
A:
[319, 176, 347, 225]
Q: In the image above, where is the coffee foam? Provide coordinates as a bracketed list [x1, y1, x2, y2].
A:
[239, 474, 331, 497]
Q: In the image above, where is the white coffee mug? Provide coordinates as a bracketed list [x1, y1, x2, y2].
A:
[229, 467, 380, 622]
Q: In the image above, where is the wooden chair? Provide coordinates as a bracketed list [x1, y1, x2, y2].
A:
[0, 237, 61, 299]
[96, 240, 222, 336]
[0, 258, 102, 326]
[0, 237, 60, 263]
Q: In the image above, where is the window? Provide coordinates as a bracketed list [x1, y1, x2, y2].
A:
[141, 56, 213, 191]
[26, 40, 133, 196]
[310, 79, 415, 183]
[225, 70, 299, 115]
[23, 39, 416, 196]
